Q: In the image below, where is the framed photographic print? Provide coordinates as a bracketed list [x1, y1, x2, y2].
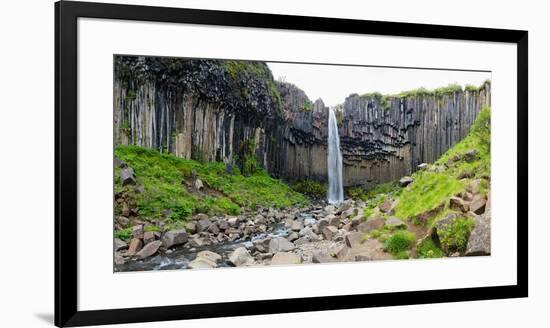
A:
[55, 1, 528, 327]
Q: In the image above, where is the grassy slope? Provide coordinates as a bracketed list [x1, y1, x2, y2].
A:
[360, 106, 491, 258]
[114, 145, 306, 226]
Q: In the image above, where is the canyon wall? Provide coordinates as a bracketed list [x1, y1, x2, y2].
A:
[114, 56, 490, 186]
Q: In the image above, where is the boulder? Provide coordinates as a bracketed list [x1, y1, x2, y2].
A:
[227, 216, 240, 227]
[269, 237, 296, 253]
[469, 195, 487, 215]
[291, 220, 303, 232]
[450, 196, 469, 212]
[143, 231, 156, 244]
[114, 157, 127, 168]
[312, 251, 337, 263]
[218, 220, 229, 231]
[132, 224, 144, 239]
[399, 176, 414, 187]
[196, 250, 222, 263]
[196, 218, 212, 233]
[304, 217, 317, 226]
[336, 202, 351, 214]
[345, 232, 364, 248]
[228, 247, 254, 267]
[417, 163, 428, 170]
[379, 199, 394, 214]
[194, 213, 209, 221]
[464, 149, 478, 162]
[120, 167, 136, 186]
[186, 221, 197, 234]
[194, 178, 204, 190]
[465, 214, 491, 256]
[188, 257, 217, 269]
[358, 216, 384, 233]
[469, 179, 483, 194]
[114, 253, 126, 265]
[322, 226, 338, 241]
[116, 216, 129, 226]
[208, 223, 220, 234]
[385, 217, 406, 229]
[252, 238, 271, 253]
[135, 240, 161, 259]
[286, 232, 299, 242]
[161, 229, 189, 249]
[127, 238, 143, 255]
[317, 219, 330, 233]
[294, 237, 310, 246]
[271, 252, 302, 265]
[114, 238, 128, 251]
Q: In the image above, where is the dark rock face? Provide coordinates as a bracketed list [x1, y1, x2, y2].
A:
[114, 55, 490, 186]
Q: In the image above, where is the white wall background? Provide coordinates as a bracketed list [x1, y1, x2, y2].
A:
[0, 0, 544, 327]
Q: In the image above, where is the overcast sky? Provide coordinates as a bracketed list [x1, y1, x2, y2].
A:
[267, 62, 491, 108]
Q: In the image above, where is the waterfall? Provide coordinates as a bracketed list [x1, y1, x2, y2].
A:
[327, 107, 344, 204]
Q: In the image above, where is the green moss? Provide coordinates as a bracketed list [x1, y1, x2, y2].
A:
[143, 225, 161, 233]
[384, 230, 415, 255]
[114, 145, 306, 221]
[292, 180, 327, 199]
[114, 228, 132, 241]
[438, 217, 475, 253]
[434, 83, 463, 96]
[417, 238, 444, 258]
[126, 90, 137, 101]
[394, 250, 410, 260]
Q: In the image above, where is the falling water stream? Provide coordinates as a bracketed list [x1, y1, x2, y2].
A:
[327, 107, 344, 204]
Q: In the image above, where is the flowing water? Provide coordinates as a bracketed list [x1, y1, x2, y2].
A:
[327, 108, 344, 204]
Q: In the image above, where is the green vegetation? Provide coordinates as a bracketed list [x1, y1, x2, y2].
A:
[143, 225, 161, 233]
[438, 217, 475, 253]
[126, 90, 137, 101]
[292, 180, 327, 199]
[384, 230, 416, 256]
[363, 194, 386, 220]
[360, 92, 391, 110]
[417, 238, 444, 258]
[434, 83, 463, 96]
[115, 145, 306, 222]
[114, 228, 132, 241]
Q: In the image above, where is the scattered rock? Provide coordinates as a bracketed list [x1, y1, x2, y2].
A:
[358, 216, 384, 233]
[186, 221, 197, 234]
[345, 232, 364, 248]
[161, 229, 189, 249]
[469, 195, 487, 215]
[196, 250, 222, 263]
[287, 232, 299, 242]
[417, 163, 428, 170]
[208, 223, 220, 234]
[399, 176, 414, 187]
[132, 224, 144, 239]
[312, 251, 337, 263]
[336, 202, 351, 214]
[379, 198, 394, 214]
[252, 238, 271, 253]
[464, 149, 478, 162]
[194, 213, 209, 221]
[227, 216, 240, 227]
[469, 179, 483, 194]
[127, 238, 143, 255]
[114, 253, 126, 265]
[271, 252, 302, 265]
[135, 240, 161, 259]
[114, 157, 127, 168]
[188, 257, 217, 269]
[143, 231, 156, 244]
[194, 178, 204, 190]
[114, 238, 128, 251]
[269, 237, 296, 253]
[385, 217, 406, 229]
[116, 216, 129, 226]
[228, 247, 254, 267]
[304, 217, 316, 226]
[450, 196, 469, 212]
[291, 220, 303, 232]
[196, 218, 212, 233]
[465, 214, 491, 256]
[120, 167, 136, 186]
[322, 226, 338, 240]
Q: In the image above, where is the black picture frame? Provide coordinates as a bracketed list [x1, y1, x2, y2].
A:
[55, 1, 528, 327]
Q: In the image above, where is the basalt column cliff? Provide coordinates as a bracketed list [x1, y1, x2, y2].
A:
[114, 56, 490, 186]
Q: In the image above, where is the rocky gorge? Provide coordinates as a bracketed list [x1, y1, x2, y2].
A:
[113, 56, 492, 271]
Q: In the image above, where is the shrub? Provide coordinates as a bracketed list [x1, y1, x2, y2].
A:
[292, 180, 327, 199]
[438, 217, 475, 253]
[417, 238, 444, 258]
[384, 230, 416, 254]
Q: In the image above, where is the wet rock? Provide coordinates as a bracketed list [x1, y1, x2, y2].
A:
[188, 235, 207, 248]
[127, 238, 143, 255]
[465, 214, 491, 256]
[114, 253, 126, 265]
[135, 240, 161, 259]
[208, 223, 220, 234]
[161, 229, 188, 249]
[252, 238, 272, 253]
[269, 237, 296, 253]
[197, 250, 222, 263]
[469, 195, 487, 215]
[304, 217, 317, 226]
[385, 217, 406, 229]
[399, 176, 414, 187]
[114, 238, 128, 251]
[188, 257, 217, 269]
[271, 252, 301, 265]
[322, 226, 338, 241]
[228, 247, 254, 267]
[450, 196, 469, 212]
[120, 167, 136, 186]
